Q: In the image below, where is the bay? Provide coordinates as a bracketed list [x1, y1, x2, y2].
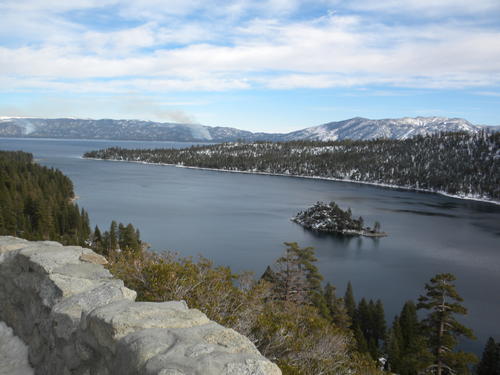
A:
[1, 137, 499, 354]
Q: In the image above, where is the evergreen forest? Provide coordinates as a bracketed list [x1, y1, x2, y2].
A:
[84, 131, 500, 201]
[0, 150, 90, 245]
[0, 150, 142, 251]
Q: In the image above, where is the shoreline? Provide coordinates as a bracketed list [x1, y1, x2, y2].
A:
[292, 219, 389, 238]
[82, 156, 500, 206]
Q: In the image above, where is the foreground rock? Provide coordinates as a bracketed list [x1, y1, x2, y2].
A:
[0, 321, 33, 375]
[0, 236, 281, 375]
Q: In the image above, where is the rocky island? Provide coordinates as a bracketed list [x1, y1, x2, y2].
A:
[292, 201, 387, 237]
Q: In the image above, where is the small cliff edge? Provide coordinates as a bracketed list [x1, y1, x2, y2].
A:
[0, 236, 281, 375]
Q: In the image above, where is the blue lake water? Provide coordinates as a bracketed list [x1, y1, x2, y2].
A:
[2, 137, 499, 354]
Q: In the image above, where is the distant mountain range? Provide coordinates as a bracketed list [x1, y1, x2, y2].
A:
[0, 116, 494, 142]
[280, 117, 486, 141]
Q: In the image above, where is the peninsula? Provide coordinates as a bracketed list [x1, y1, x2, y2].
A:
[82, 131, 500, 204]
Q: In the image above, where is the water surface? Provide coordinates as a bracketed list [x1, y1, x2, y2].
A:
[2, 137, 499, 353]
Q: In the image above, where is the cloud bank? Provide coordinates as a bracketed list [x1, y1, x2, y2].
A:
[1, 0, 499, 94]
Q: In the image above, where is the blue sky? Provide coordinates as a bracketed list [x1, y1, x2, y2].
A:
[1, 0, 499, 132]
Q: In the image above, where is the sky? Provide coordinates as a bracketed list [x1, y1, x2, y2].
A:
[1, 0, 500, 132]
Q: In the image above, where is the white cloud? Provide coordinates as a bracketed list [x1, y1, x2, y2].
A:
[0, 0, 117, 13]
[474, 91, 500, 97]
[342, 0, 500, 17]
[0, 0, 499, 93]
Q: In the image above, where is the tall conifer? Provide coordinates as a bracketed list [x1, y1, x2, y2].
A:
[417, 273, 477, 375]
[344, 281, 356, 322]
[477, 337, 500, 375]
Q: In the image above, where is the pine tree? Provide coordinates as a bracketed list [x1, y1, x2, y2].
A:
[122, 223, 141, 254]
[2, 194, 17, 235]
[118, 223, 125, 249]
[356, 298, 370, 337]
[273, 244, 308, 304]
[358, 216, 364, 230]
[354, 324, 369, 354]
[285, 241, 329, 315]
[109, 221, 118, 250]
[387, 317, 403, 371]
[354, 298, 374, 356]
[399, 301, 419, 349]
[388, 301, 431, 375]
[417, 273, 477, 375]
[324, 283, 351, 329]
[344, 281, 356, 322]
[284, 241, 323, 295]
[353, 298, 386, 359]
[81, 208, 91, 241]
[374, 299, 386, 345]
[331, 297, 351, 330]
[93, 225, 104, 255]
[477, 337, 500, 375]
[0, 209, 4, 233]
[261, 265, 278, 284]
[272, 242, 327, 309]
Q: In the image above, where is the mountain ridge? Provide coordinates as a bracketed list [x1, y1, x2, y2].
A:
[0, 116, 493, 142]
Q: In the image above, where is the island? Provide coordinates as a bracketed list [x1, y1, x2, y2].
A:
[292, 201, 388, 237]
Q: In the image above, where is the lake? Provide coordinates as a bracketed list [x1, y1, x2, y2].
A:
[2, 137, 499, 354]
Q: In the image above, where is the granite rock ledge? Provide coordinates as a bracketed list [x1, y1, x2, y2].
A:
[0, 236, 281, 375]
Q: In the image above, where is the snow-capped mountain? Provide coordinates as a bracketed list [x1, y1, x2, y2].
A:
[282, 117, 482, 141]
[0, 116, 488, 142]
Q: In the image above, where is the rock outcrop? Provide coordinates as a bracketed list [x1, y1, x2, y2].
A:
[0, 236, 281, 375]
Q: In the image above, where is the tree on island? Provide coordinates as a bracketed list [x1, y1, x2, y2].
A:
[358, 216, 364, 231]
[417, 273, 477, 375]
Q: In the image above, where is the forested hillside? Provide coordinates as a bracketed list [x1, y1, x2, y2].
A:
[0, 150, 142, 251]
[0, 150, 91, 245]
[84, 131, 500, 201]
